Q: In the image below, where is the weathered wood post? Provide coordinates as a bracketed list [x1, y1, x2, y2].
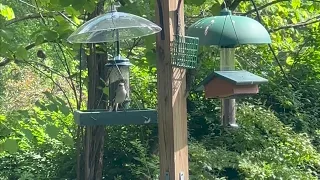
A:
[155, 0, 189, 179]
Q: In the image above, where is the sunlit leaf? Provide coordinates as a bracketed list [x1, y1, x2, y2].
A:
[286, 56, 294, 65]
[0, 4, 15, 20]
[291, 0, 301, 9]
[103, 87, 109, 95]
[72, 16, 81, 25]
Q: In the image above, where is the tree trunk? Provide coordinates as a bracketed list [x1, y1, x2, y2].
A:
[82, 46, 108, 180]
[76, 2, 107, 180]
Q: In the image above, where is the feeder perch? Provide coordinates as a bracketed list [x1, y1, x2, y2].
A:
[74, 109, 157, 126]
[196, 70, 268, 99]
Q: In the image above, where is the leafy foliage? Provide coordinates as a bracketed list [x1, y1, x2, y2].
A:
[0, 0, 320, 179]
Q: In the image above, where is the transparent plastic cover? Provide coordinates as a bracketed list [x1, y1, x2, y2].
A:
[67, 12, 162, 43]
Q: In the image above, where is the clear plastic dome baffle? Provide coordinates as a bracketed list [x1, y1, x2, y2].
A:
[67, 11, 162, 43]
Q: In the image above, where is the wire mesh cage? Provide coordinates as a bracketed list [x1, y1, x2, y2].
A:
[171, 35, 199, 69]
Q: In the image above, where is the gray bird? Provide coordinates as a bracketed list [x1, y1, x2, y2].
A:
[113, 82, 127, 112]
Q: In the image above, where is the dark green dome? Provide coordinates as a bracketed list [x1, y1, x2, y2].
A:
[187, 8, 271, 47]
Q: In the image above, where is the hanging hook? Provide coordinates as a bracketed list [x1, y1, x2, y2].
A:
[223, 0, 227, 9]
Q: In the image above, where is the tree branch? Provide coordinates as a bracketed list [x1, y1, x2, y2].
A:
[270, 15, 320, 32]
[6, 12, 76, 26]
[242, 0, 320, 16]
[0, 40, 49, 67]
[0, 58, 12, 66]
[242, 0, 287, 16]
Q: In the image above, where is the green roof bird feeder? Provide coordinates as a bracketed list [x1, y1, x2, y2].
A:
[68, 3, 161, 126]
[187, 8, 271, 47]
[188, 8, 271, 128]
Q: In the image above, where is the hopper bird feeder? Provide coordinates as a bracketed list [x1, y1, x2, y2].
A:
[68, 3, 162, 126]
[187, 8, 271, 127]
[196, 70, 268, 98]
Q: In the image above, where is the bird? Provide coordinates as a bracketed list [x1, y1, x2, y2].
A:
[113, 82, 127, 112]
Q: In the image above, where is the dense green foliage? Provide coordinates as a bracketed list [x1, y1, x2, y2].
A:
[1, 0, 320, 179]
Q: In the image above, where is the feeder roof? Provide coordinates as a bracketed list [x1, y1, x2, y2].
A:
[105, 55, 132, 66]
[196, 70, 268, 91]
[67, 11, 162, 43]
[187, 8, 271, 47]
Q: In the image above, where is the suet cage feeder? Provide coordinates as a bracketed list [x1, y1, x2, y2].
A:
[68, 4, 162, 126]
[171, 35, 200, 69]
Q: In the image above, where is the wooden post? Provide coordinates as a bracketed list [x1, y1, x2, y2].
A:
[220, 48, 237, 127]
[155, 0, 189, 179]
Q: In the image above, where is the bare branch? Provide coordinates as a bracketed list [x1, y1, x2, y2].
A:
[270, 15, 320, 32]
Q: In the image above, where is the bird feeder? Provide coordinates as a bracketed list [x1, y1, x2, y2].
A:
[187, 8, 271, 127]
[105, 55, 132, 110]
[196, 70, 268, 98]
[68, 4, 162, 126]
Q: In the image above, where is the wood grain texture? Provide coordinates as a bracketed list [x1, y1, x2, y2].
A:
[155, 0, 189, 179]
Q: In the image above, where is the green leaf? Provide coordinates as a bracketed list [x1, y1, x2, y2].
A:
[43, 29, 59, 41]
[185, 0, 205, 6]
[35, 35, 45, 45]
[210, 3, 221, 16]
[65, 6, 80, 16]
[146, 51, 156, 66]
[62, 135, 74, 146]
[72, 16, 80, 25]
[59, 105, 71, 116]
[144, 35, 155, 50]
[291, 0, 301, 9]
[3, 139, 18, 153]
[46, 125, 60, 139]
[22, 129, 34, 140]
[84, 1, 96, 13]
[0, 29, 10, 40]
[46, 104, 59, 112]
[59, 0, 73, 7]
[0, 4, 15, 20]
[72, 0, 86, 11]
[15, 46, 28, 60]
[0, 114, 5, 121]
[35, 100, 47, 111]
[102, 87, 109, 95]
[286, 56, 294, 65]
